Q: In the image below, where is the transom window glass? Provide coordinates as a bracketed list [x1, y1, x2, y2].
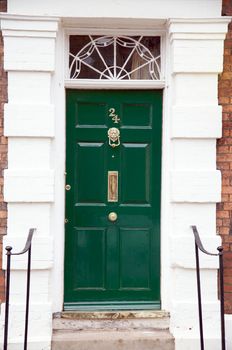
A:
[69, 35, 161, 80]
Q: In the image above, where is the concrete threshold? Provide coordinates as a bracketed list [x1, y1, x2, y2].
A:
[53, 310, 171, 332]
[54, 310, 169, 320]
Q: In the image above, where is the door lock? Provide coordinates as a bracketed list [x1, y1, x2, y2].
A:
[108, 212, 118, 222]
[65, 184, 71, 191]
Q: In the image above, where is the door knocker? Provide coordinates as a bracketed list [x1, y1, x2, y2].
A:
[108, 127, 120, 148]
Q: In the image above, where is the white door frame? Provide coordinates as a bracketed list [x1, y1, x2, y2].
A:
[50, 24, 172, 312]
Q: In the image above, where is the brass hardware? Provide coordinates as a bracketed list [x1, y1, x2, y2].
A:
[65, 218, 69, 223]
[108, 212, 117, 222]
[108, 171, 118, 202]
[108, 127, 120, 148]
[109, 108, 120, 124]
[65, 184, 71, 190]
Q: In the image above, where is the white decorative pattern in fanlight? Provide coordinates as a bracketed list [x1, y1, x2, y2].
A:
[69, 35, 161, 80]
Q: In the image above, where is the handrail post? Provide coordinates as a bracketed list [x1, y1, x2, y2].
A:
[192, 226, 227, 350]
[3, 229, 35, 350]
[218, 246, 226, 350]
[24, 245, 32, 350]
[3, 246, 12, 350]
[195, 241, 205, 350]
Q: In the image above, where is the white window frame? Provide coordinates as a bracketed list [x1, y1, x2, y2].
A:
[64, 28, 166, 89]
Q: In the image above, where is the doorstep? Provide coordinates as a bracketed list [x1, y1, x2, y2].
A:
[54, 310, 169, 319]
[53, 310, 170, 330]
[52, 310, 174, 350]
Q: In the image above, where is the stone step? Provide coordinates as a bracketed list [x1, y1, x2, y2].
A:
[52, 329, 175, 350]
[52, 311, 174, 350]
[53, 311, 170, 331]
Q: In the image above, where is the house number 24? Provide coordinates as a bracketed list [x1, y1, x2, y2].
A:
[109, 108, 120, 124]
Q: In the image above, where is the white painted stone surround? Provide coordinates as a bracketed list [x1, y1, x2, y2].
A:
[167, 19, 229, 350]
[0, 15, 58, 350]
[0, 1, 230, 349]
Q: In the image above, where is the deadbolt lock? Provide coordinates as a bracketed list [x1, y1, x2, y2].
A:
[108, 212, 118, 222]
[65, 184, 71, 191]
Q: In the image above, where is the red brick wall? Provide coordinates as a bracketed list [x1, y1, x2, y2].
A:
[0, 0, 7, 302]
[222, 0, 232, 16]
[217, 1, 232, 313]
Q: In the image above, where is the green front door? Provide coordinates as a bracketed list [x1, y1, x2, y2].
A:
[64, 90, 162, 310]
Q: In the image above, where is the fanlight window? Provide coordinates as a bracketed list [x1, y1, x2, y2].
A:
[69, 35, 161, 80]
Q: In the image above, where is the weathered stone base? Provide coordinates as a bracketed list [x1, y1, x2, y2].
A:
[52, 311, 174, 350]
[52, 330, 174, 350]
[174, 332, 222, 350]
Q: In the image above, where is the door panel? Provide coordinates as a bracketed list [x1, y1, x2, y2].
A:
[77, 143, 105, 203]
[120, 228, 151, 289]
[64, 90, 162, 310]
[121, 103, 152, 127]
[121, 143, 150, 204]
[74, 228, 106, 289]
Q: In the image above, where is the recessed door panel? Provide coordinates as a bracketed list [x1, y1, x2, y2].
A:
[121, 143, 150, 204]
[120, 228, 151, 289]
[76, 102, 107, 127]
[121, 103, 153, 127]
[74, 228, 106, 290]
[76, 142, 105, 203]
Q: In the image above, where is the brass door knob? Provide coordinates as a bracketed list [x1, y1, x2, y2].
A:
[108, 212, 117, 222]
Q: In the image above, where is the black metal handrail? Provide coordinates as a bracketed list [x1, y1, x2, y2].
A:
[3, 228, 36, 350]
[191, 225, 225, 350]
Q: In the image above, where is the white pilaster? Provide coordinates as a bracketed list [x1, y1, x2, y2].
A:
[1, 15, 59, 350]
[168, 18, 230, 350]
